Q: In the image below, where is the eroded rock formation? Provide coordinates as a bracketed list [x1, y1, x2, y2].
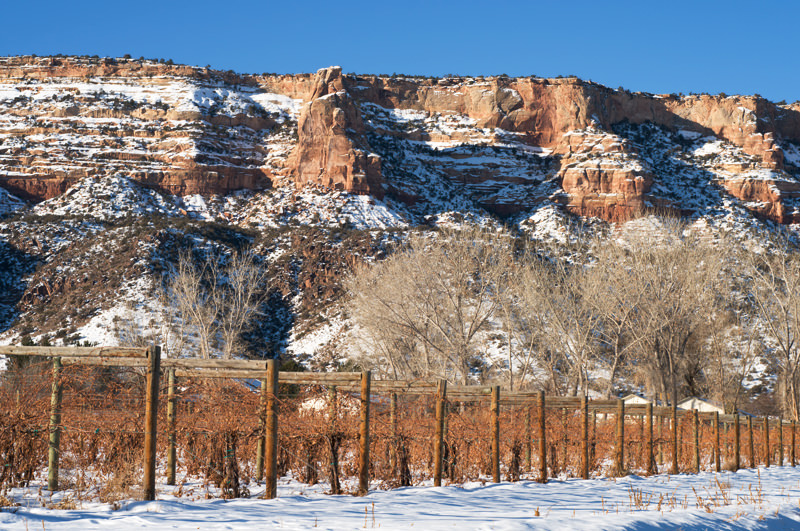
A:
[291, 67, 384, 198]
[2, 56, 800, 223]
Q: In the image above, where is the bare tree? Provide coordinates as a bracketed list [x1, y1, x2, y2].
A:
[218, 250, 269, 359]
[585, 241, 649, 398]
[168, 250, 219, 359]
[622, 225, 723, 405]
[513, 244, 600, 396]
[747, 240, 800, 420]
[703, 307, 761, 413]
[164, 248, 267, 359]
[347, 225, 512, 384]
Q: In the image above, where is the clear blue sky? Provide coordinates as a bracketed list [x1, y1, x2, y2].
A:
[3, 0, 799, 102]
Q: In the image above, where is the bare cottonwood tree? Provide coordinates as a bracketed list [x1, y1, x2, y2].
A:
[347, 225, 512, 384]
[165, 248, 267, 359]
[513, 243, 601, 396]
[218, 250, 270, 359]
[621, 225, 723, 405]
[703, 307, 761, 413]
[748, 240, 800, 420]
[168, 250, 220, 359]
[583, 241, 648, 398]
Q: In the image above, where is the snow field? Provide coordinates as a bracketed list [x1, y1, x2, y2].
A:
[4, 468, 800, 529]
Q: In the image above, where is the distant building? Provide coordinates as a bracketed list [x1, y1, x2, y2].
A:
[621, 393, 652, 405]
[677, 397, 725, 414]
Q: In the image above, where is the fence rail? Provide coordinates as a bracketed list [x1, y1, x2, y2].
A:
[1, 345, 797, 503]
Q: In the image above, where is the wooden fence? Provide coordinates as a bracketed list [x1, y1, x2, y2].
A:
[1, 345, 797, 502]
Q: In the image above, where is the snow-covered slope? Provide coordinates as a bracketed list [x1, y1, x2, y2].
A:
[0, 186, 23, 215]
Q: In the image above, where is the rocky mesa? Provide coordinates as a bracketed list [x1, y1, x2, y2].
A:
[1, 56, 800, 223]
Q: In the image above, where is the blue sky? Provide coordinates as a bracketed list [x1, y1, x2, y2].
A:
[3, 0, 799, 102]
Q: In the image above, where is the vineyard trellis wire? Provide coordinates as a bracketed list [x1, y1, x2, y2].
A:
[1, 345, 798, 503]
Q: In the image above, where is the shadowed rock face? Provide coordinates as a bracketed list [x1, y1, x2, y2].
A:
[2, 57, 800, 223]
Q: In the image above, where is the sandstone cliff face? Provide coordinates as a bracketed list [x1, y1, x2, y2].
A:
[291, 67, 384, 198]
[2, 56, 800, 225]
[295, 72, 800, 222]
[554, 130, 653, 222]
[0, 56, 296, 201]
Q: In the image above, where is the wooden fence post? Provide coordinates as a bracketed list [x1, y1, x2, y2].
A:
[561, 408, 568, 473]
[328, 385, 341, 495]
[764, 417, 771, 467]
[671, 405, 679, 474]
[614, 399, 625, 475]
[255, 378, 267, 481]
[793, 420, 797, 467]
[358, 371, 371, 495]
[390, 392, 398, 478]
[714, 411, 721, 472]
[589, 409, 597, 463]
[638, 414, 645, 467]
[538, 391, 547, 483]
[779, 418, 784, 466]
[658, 413, 664, 466]
[581, 396, 589, 479]
[491, 386, 500, 483]
[525, 406, 532, 472]
[143, 345, 161, 501]
[748, 415, 755, 468]
[433, 379, 447, 486]
[733, 413, 740, 471]
[166, 368, 177, 486]
[645, 402, 654, 475]
[47, 357, 63, 492]
[692, 409, 700, 473]
[263, 359, 279, 499]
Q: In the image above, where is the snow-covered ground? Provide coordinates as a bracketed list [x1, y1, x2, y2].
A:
[0, 187, 24, 216]
[3, 468, 800, 529]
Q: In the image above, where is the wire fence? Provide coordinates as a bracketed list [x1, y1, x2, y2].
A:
[1, 357, 797, 502]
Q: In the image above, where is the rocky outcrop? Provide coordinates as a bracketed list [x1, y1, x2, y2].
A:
[335, 75, 800, 157]
[553, 130, 653, 222]
[291, 67, 384, 198]
[309, 74, 800, 221]
[0, 57, 285, 201]
[719, 176, 800, 223]
[3, 56, 800, 224]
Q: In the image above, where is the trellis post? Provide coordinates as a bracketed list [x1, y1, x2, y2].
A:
[671, 405, 679, 474]
[166, 368, 177, 485]
[692, 409, 700, 473]
[734, 412, 740, 471]
[614, 399, 625, 475]
[47, 357, 63, 492]
[390, 392, 398, 478]
[143, 345, 161, 501]
[538, 391, 547, 483]
[358, 371, 371, 495]
[433, 379, 447, 486]
[581, 396, 589, 479]
[263, 359, 279, 499]
[646, 402, 655, 475]
[491, 386, 500, 483]
[714, 411, 721, 473]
